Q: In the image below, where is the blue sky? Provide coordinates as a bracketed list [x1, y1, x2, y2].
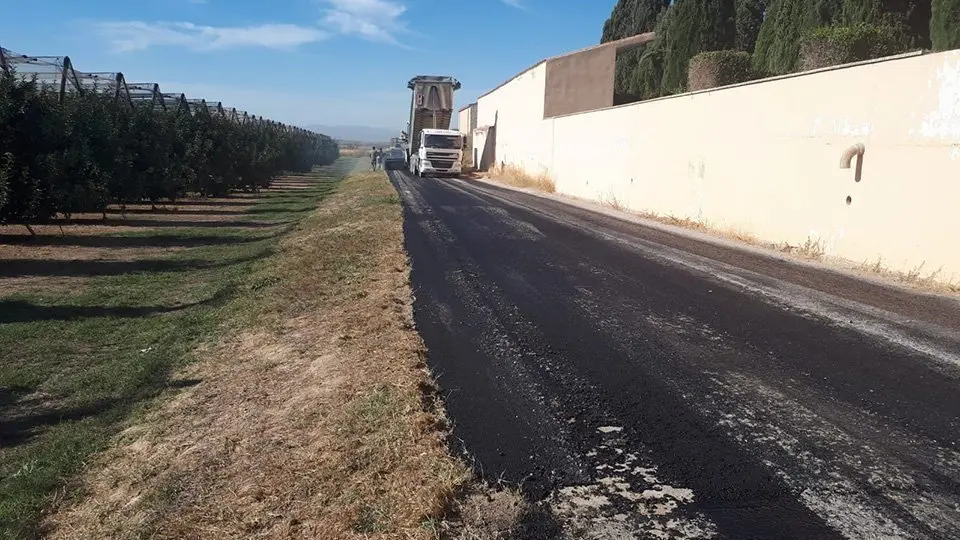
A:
[1, 0, 615, 131]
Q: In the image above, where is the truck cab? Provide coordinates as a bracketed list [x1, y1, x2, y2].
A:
[411, 128, 463, 177]
[405, 75, 462, 179]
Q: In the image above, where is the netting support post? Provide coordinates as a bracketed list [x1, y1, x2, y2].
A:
[59, 56, 71, 103]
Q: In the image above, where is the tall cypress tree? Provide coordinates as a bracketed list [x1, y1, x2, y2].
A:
[753, 0, 843, 74]
[602, 0, 671, 97]
[660, 0, 739, 93]
[633, 7, 676, 99]
[930, 0, 960, 49]
[736, 0, 771, 53]
[601, 0, 671, 42]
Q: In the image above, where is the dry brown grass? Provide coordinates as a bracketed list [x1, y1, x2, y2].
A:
[856, 258, 960, 294]
[635, 212, 767, 250]
[625, 210, 958, 294]
[440, 486, 529, 540]
[43, 171, 475, 539]
[777, 236, 827, 260]
[483, 164, 556, 193]
[338, 147, 368, 157]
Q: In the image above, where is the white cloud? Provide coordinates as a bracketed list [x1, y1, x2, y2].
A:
[319, 0, 409, 45]
[96, 21, 328, 52]
[501, 0, 524, 8]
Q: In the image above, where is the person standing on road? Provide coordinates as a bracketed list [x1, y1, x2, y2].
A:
[370, 146, 378, 170]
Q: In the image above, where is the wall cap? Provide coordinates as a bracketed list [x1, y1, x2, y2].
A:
[547, 49, 931, 120]
[476, 33, 656, 103]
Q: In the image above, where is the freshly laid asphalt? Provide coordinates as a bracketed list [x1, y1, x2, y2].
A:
[388, 169, 960, 540]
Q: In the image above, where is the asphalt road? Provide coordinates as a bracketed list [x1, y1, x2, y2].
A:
[388, 170, 960, 540]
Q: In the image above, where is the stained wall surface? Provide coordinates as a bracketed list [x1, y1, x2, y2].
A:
[475, 50, 960, 278]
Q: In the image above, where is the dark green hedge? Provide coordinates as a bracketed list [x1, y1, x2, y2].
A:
[0, 71, 338, 227]
[932, 0, 960, 50]
[604, 0, 771, 102]
[800, 23, 904, 70]
[688, 50, 759, 90]
[600, 0, 947, 105]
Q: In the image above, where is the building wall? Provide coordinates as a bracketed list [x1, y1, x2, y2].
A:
[475, 49, 960, 278]
[458, 104, 477, 166]
[458, 107, 470, 137]
[457, 104, 477, 134]
[544, 45, 616, 118]
[475, 62, 552, 174]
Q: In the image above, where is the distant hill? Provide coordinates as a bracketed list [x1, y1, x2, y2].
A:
[303, 125, 399, 144]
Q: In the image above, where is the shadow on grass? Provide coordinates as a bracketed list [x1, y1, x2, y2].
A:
[0, 398, 120, 449]
[0, 378, 201, 452]
[166, 378, 202, 389]
[104, 208, 253, 217]
[0, 250, 273, 278]
[0, 168, 345, 539]
[0, 285, 237, 324]
[246, 205, 318, 215]
[51, 218, 287, 229]
[0, 231, 284, 249]
[0, 301, 196, 324]
[158, 199, 258, 207]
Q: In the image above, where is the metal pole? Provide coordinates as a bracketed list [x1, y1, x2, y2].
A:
[153, 84, 166, 111]
[60, 56, 70, 103]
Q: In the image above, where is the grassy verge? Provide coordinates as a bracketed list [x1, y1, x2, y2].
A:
[0, 162, 349, 539]
[41, 166, 474, 539]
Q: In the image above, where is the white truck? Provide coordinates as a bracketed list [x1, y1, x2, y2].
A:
[404, 75, 464, 178]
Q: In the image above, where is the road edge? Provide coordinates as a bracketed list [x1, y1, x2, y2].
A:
[462, 175, 959, 303]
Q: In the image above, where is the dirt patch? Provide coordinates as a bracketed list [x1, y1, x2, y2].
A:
[42, 171, 478, 539]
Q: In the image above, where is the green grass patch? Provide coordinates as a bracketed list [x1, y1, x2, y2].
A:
[0, 159, 358, 539]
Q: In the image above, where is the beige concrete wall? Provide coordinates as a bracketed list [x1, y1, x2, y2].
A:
[458, 104, 477, 166]
[475, 62, 552, 175]
[544, 46, 616, 118]
[458, 104, 477, 134]
[475, 50, 960, 279]
[458, 107, 470, 136]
